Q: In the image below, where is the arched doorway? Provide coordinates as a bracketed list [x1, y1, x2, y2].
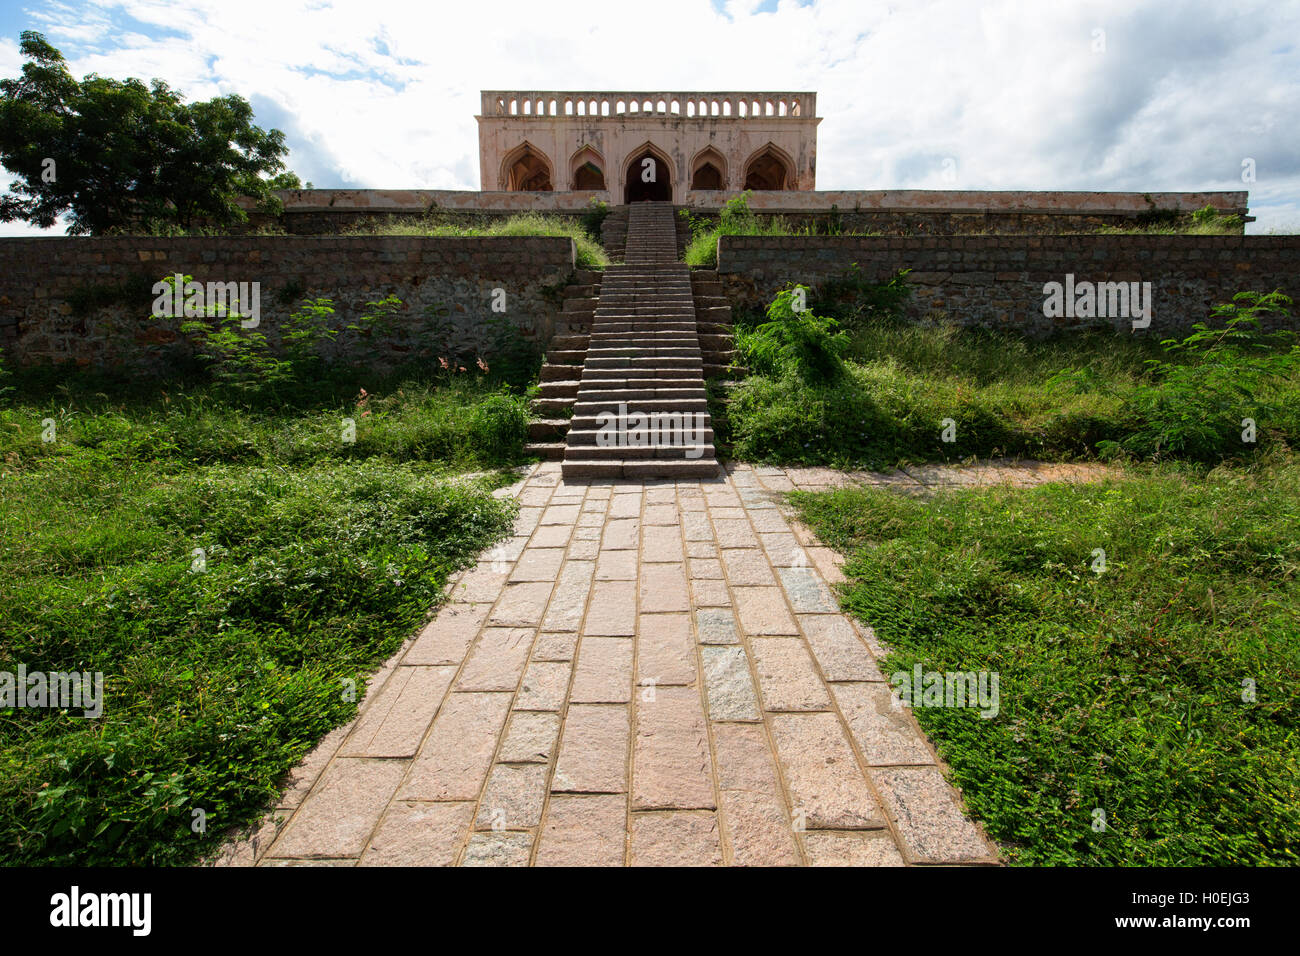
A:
[624, 146, 673, 203]
[743, 145, 792, 190]
[692, 163, 723, 190]
[690, 147, 727, 190]
[574, 162, 604, 189]
[570, 146, 606, 190]
[503, 144, 554, 191]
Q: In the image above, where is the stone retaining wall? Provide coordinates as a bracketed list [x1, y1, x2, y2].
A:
[0, 236, 575, 370]
[688, 189, 1249, 236]
[716, 235, 1299, 335]
[256, 188, 1248, 236]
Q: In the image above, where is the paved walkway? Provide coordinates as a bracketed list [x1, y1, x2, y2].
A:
[212, 460, 1019, 867]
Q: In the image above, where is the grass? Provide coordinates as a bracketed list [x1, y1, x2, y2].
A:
[720, 312, 1300, 469]
[683, 214, 814, 268]
[721, 322, 1152, 467]
[1095, 221, 1244, 236]
[0, 376, 525, 864]
[342, 212, 610, 269]
[681, 192, 879, 268]
[791, 458, 1300, 864]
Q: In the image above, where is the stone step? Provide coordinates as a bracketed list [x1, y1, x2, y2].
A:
[570, 404, 709, 423]
[590, 323, 700, 333]
[561, 459, 722, 479]
[567, 419, 714, 438]
[528, 418, 569, 440]
[560, 441, 716, 461]
[573, 390, 709, 405]
[550, 334, 590, 349]
[581, 367, 702, 381]
[584, 358, 704, 371]
[531, 397, 576, 415]
[588, 329, 697, 339]
[525, 441, 566, 460]
[586, 346, 701, 359]
[574, 393, 705, 407]
[544, 349, 586, 364]
[540, 363, 583, 382]
[576, 380, 706, 395]
[536, 380, 579, 397]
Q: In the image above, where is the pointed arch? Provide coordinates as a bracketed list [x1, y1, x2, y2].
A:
[742, 142, 796, 190]
[500, 141, 554, 191]
[622, 141, 674, 203]
[569, 145, 607, 190]
[690, 146, 727, 191]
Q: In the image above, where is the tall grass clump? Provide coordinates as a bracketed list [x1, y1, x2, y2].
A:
[683, 192, 811, 267]
[344, 212, 609, 268]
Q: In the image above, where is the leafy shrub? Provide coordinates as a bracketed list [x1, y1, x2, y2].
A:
[580, 197, 609, 242]
[173, 275, 291, 395]
[738, 285, 848, 383]
[469, 390, 530, 461]
[1110, 290, 1298, 461]
[166, 274, 410, 397]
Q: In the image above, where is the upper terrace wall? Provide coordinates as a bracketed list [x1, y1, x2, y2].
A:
[0, 236, 575, 371]
[716, 234, 1298, 336]
[251, 188, 1249, 235]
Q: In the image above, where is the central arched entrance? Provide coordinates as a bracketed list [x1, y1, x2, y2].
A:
[624, 145, 673, 203]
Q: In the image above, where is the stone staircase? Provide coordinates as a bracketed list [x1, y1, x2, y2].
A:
[600, 204, 690, 262]
[691, 269, 742, 379]
[525, 269, 602, 460]
[561, 202, 720, 479]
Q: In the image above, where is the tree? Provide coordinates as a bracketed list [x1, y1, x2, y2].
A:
[265, 171, 314, 190]
[0, 31, 297, 234]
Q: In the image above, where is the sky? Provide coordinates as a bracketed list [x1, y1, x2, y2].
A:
[1, 0, 1298, 235]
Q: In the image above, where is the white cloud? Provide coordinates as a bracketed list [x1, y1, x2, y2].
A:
[1, 0, 1297, 235]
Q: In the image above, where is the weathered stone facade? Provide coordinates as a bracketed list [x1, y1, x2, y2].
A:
[476, 91, 820, 202]
[0, 236, 575, 370]
[716, 234, 1300, 336]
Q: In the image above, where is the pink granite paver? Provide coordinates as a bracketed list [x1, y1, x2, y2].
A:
[226, 460, 1007, 867]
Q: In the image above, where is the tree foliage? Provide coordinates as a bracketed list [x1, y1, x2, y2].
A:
[0, 31, 292, 234]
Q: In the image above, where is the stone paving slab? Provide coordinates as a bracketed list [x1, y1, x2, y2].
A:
[214, 459, 1019, 867]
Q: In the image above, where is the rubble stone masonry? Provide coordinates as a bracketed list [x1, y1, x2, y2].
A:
[717, 234, 1300, 335]
[0, 236, 575, 370]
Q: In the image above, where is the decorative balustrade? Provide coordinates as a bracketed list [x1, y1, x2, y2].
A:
[479, 91, 816, 120]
